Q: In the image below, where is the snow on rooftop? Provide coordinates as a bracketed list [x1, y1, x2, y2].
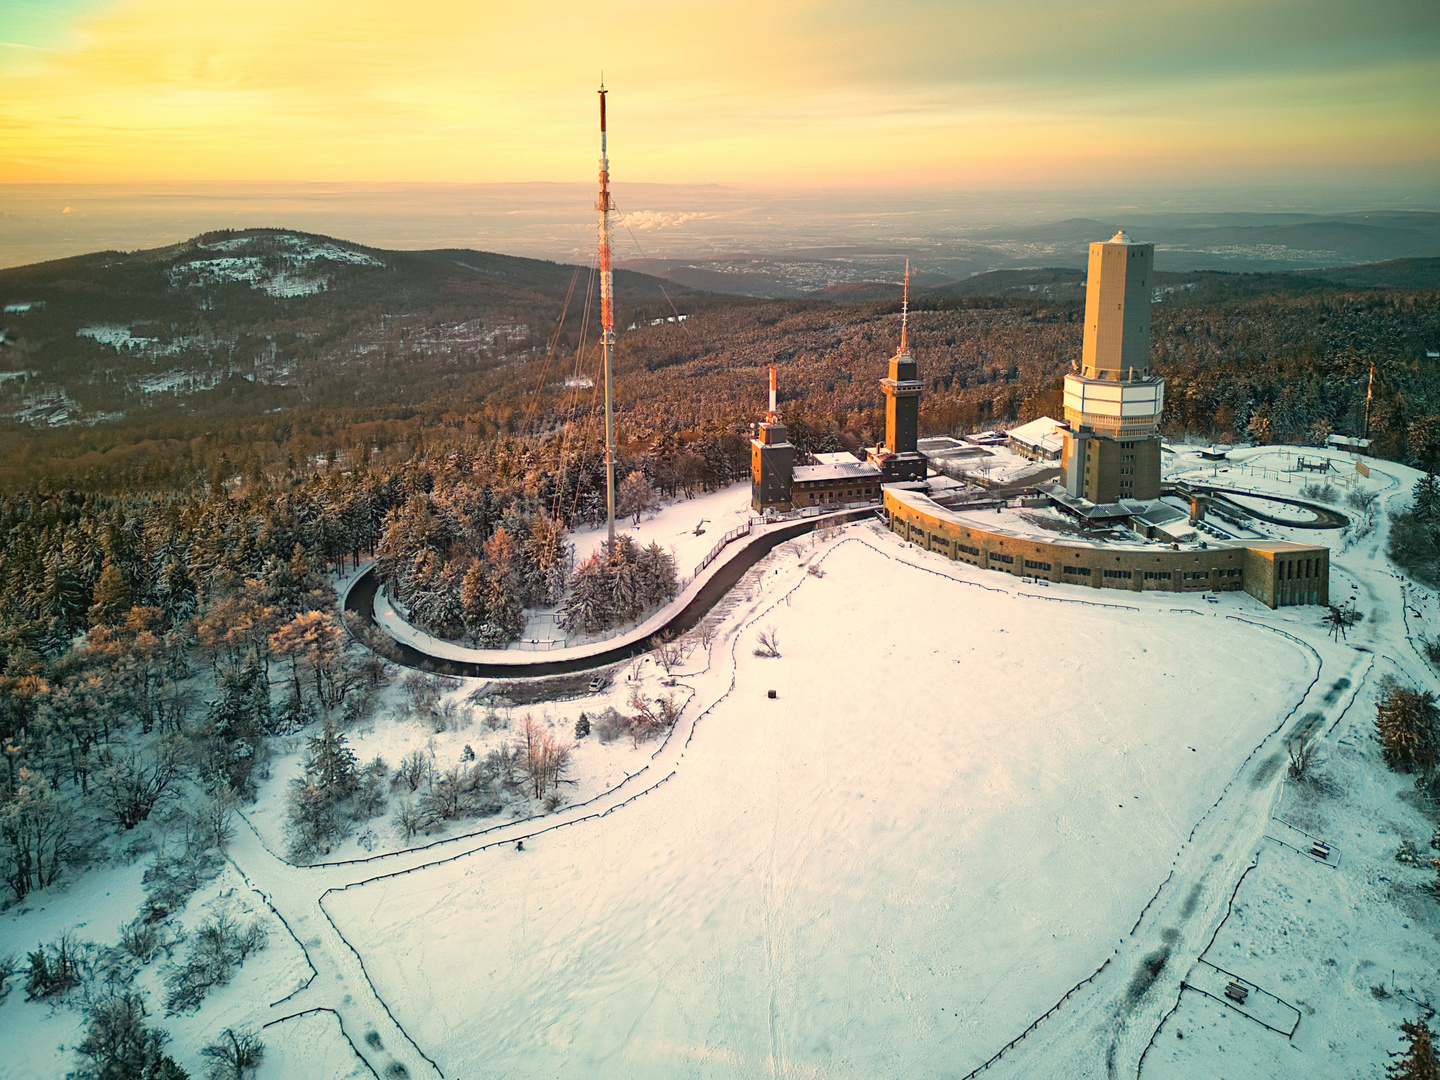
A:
[810, 451, 862, 466]
[1006, 415, 1067, 452]
[793, 461, 881, 483]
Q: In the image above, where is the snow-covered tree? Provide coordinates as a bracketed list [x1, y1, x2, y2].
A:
[618, 470, 657, 525]
[1376, 684, 1439, 775]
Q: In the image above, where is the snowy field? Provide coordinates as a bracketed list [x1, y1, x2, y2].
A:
[324, 540, 1315, 1078]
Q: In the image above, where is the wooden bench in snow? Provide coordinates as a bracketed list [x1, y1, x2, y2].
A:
[1266, 819, 1339, 867]
[1183, 960, 1301, 1036]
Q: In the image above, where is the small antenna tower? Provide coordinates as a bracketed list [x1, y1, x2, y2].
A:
[767, 365, 779, 423]
[899, 258, 910, 355]
[597, 82, 617, 546]
[1363, 361, 1374, 441]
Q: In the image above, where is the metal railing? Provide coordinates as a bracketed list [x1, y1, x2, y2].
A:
[693, 521, 753, 579]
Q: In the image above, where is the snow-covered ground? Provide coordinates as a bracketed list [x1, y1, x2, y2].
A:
[570, 480, 756, 579]
[4, 443, 1437, 1079]
[325, 538, 1316, 1078]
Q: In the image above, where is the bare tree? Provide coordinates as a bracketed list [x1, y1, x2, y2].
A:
[202, 1027, 265, 1079]
[618, 470, 657, 525]
[395, 748, 428, 793]
[697, 618, 718, 650]
[753, 626, 781, 658]
[393, 797, 421, 843]
[515, 715, 571, 800]
[626, 690, 681, 747]
[655, 634, 690, 675]
[97, 737, 184, 831]
[1286, 740, 1320, 783]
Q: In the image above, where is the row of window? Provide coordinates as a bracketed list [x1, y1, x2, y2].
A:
[958, 543, 980, 556]
[1063, 565, 1092, 576]
[1280, 557, 1321, 580]
[1103, 568, 1132, 579]
[1024, 559, 1051, 571]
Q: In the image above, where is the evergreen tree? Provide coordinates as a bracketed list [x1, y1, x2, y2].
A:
[1415, 473, 1440, 526]
[1389, 1020, 1440, 1080]
[88, 559, 133, 629]
[303, 719, 357, 799]
[1377, 685, 1440, 774]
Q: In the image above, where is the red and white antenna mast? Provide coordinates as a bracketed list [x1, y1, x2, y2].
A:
[597, 82, 617, 546]
[767, 365, 779, 423]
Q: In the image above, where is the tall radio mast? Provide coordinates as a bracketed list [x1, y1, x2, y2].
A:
[597, 83, 617, 547]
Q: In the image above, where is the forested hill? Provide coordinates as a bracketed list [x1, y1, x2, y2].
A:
[0, 227, 717, 433]
[0, 228, 1438, 492]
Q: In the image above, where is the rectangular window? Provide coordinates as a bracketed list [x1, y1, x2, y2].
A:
[1103, 569, 1132, 579]
[990, 553, 1014, 565]
[958, 543, 980, 556]
[1143, 570, 1169, 580]
[1063, 565, 1091, 576]
[1024, 560, 1051, 571]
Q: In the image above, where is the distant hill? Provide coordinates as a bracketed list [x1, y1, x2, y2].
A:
[1307, 257, 1440, 289]
[922, 260, 1440, 305]
[0, 229, 716, 429]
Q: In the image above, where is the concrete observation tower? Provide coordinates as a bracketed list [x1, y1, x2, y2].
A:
[1061, 231, 1165, 502]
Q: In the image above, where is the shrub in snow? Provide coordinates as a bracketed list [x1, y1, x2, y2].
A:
[143, 846, 224, 922]
[25, 933, 89, 1000]
[119, 918, 163, 965]
[417, 765, 501, 829]
[163, 910, 267, 1014]
[753, 627, 781, 658]
[201, 1026, 264, 1080]
[592, 707, 629, 745]
[74, 989, 187, 1080]
[574, 715, 591, 739]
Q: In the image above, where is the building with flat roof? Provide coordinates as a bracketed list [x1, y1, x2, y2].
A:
[884, 485, 1328, 609]
[1007, 416, 1067, 462]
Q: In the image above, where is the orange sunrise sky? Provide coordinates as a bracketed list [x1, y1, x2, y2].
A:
[1, 0, 1436, 190]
